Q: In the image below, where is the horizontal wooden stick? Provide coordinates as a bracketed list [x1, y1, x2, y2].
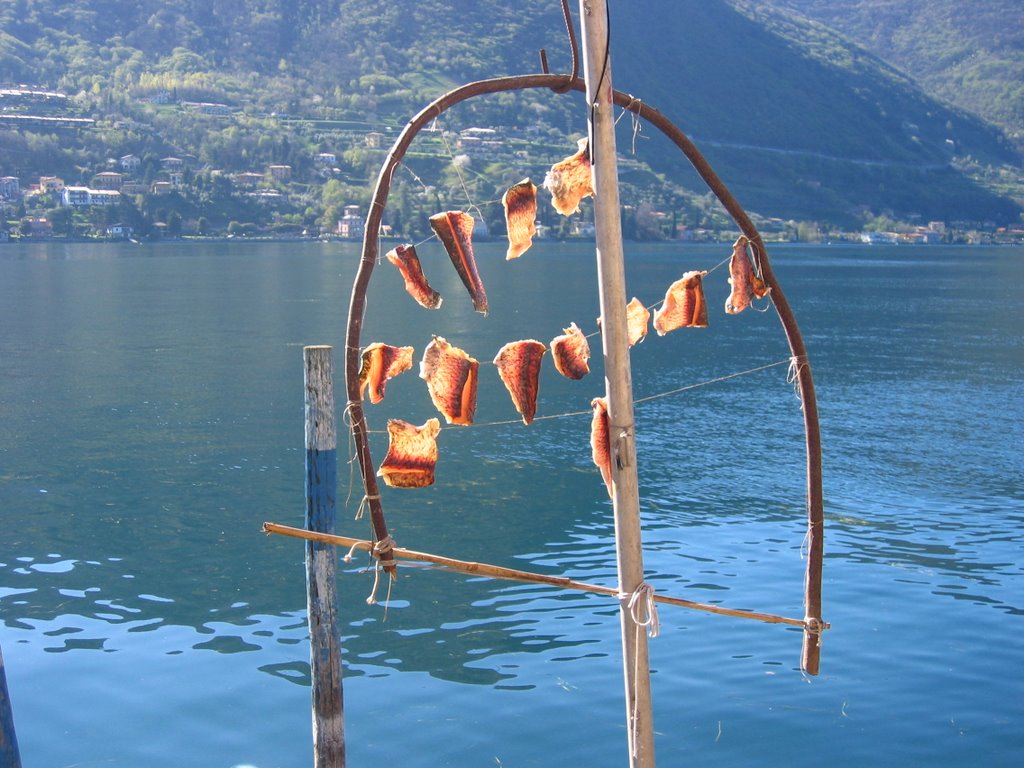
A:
[263, 522, 827, 632]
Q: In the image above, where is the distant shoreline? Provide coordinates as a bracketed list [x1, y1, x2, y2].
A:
[4, 235, 1021, 247]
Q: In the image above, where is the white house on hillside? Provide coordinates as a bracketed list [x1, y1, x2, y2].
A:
[61, 186, 121, 207]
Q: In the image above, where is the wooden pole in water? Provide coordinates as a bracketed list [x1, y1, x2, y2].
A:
[578, 2, 655, 765]
[303, 345, 345, 767]
[0, 642, 22, 768]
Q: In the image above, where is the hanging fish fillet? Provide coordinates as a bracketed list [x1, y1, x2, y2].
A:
[724, 236, 770, 314]
[429, 211, 488, 314]
[590, 397, 612, 498]
[386, 244, 443, 309]
[358, 343, 414, 404]
[543, 138, 593, 216]
[377, 418, 441, 488]
[626, 297, 651, 347]
[596, 297, 651, 349]
[503, 179, 538, 260]
[420, 336, 479, 425]
[493, 339, 547, 425]
[653, 270, 708, 334]
[550, 322, 591, 380]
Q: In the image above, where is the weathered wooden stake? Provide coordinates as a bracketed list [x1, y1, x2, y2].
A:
[579, 1, 656, 765]
[0, 642, 22, 768]
[304, 345, 344, 767]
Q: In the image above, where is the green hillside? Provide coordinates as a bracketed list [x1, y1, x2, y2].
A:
[609, 1, 1020, 226]
[766, 0, 1024, 149]
[1, 0, 1020, 235]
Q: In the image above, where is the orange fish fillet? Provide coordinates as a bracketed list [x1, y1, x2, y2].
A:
[653, 270, 709, 335]
[377, 418, 441, 488]
[543, 138, 593, 216]
[590, 397, 612, 498]
[503, 179, 538, 260]
[493, 339, 547, 425]
[550, 322, 591, 380]
[429, 211, 488, 314]
[358, 343, 414, 404]
[724, 236, 770, 314]
[595, 297, 650, 348]
[420, 336, 479, 425]
[386, 244, 443, 309]
[626, 297, 651, 347]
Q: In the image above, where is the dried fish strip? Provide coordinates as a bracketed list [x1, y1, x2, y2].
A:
[550, 322, 591, 380]
[377, 418, 441, 488]
[493, 339, 547, 425]
[590, 397, 612, 498]
[429, 211, 488, 314]
[653, 270, 708, 334]
[626, 297, 651, 347]
[543, 138, 593, 216]
[358, 343, 414, 404]
[596, 297, 651, 349]
[503, 179, 538, 260]
[724, 236, 770, 314]
[386, 244, 443, 310]
[420, 336, 479, 426]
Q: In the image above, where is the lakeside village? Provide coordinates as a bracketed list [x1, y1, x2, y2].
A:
[5, 162, 1020, 246]
[2, 87, 1022, 247]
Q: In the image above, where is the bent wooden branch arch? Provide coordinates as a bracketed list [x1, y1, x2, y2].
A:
[343, 74, 826, 674]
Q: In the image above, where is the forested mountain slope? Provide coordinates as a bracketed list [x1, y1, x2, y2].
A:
[1, 0, 1019, 229]
[766, 0, 1024, 150]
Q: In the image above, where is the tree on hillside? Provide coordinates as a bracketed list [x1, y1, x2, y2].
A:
[46, 207, 73, 237]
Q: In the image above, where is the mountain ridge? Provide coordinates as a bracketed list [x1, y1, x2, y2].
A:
[763, 0, 1024, 150]
[1, 0, 1020, 232]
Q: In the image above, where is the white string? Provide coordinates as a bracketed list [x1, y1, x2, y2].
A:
[620, 582, 659, 758]
[624, 582, 660, 639]
[787, 355, 806, 402]
[358, 358, 795, 435]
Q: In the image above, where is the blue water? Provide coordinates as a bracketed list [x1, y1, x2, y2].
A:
[1, 240, 1022, 767]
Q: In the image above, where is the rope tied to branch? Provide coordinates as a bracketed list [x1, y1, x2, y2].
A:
[804, 616, 825, 644]
[342, 541, 362, 564]
[621, 582, 660, 638]
[365, 535, 398, 611]
[342, 401, 361, 506]
[373, 535, 395, 557]
[787, 355, 808, 402]
[353, 493, 381, 521]
[619, 582, 659, 758]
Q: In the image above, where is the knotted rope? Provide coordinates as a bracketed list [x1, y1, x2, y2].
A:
[620, 582, 659, 757]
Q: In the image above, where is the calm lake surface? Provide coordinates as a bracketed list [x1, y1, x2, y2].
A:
[2, 240, 1022, 767]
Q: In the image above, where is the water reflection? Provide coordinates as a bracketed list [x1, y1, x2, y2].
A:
[4, 243, 1024, 767]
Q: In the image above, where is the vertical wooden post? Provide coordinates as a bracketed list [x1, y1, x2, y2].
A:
[579, 1, 656, 765]
[304, 345, 345, 767]
[1, 643, 22, 768]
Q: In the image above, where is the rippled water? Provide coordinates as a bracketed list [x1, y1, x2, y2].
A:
[2, 241, 1022, 767]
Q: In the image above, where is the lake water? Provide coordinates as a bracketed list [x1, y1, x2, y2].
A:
[1, 240, 1022, 767]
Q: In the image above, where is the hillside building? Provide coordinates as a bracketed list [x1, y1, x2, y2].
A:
[39, 176, 64, 194]
[61, 186, 121, 207]
[268, 164, 292, 182]
[336, 205, 364, 239]
[106, 224, 134, 239]
[92, 171, 124, 191]
[233, 172, 265, 187]
[0, 176, 20, 198]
